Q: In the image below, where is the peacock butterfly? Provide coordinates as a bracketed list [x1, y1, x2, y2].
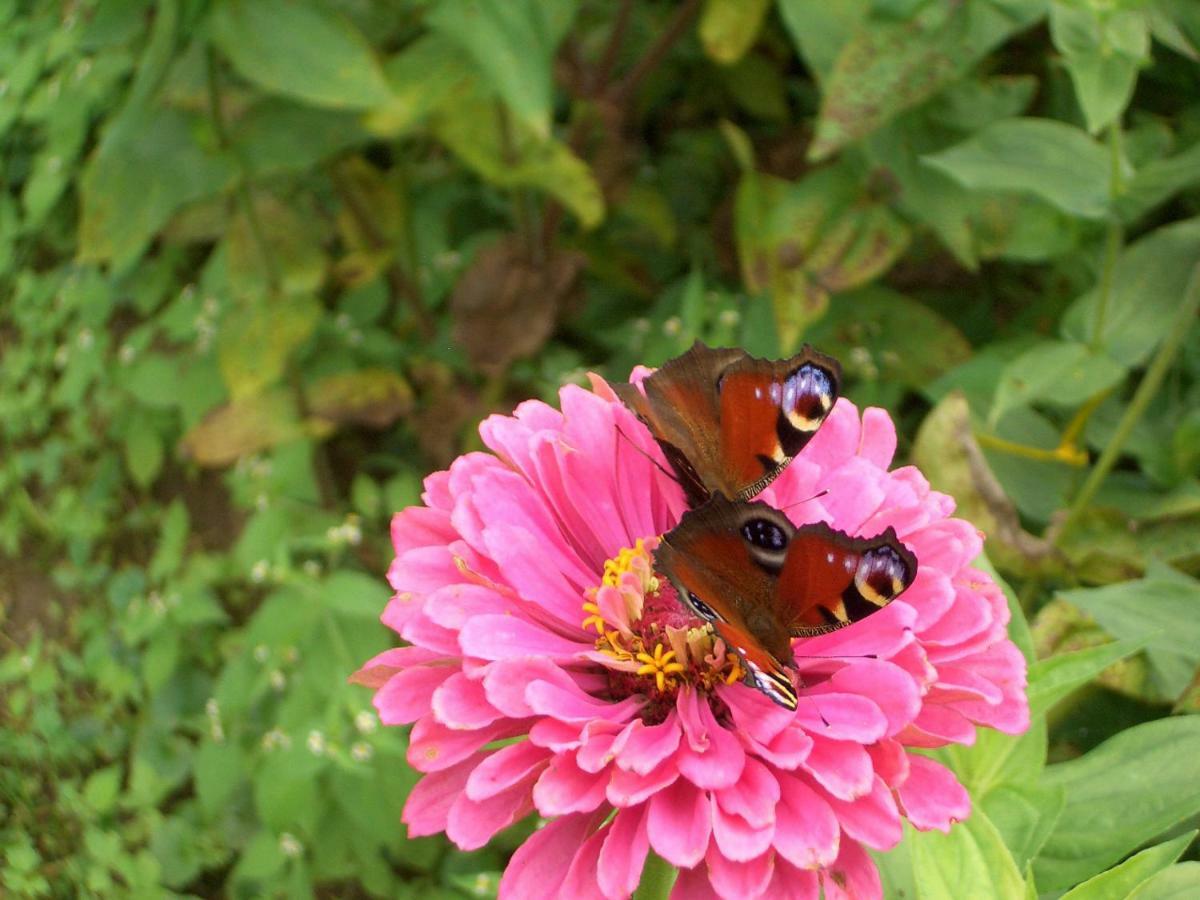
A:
[613, 341, 842, 507]
[654, 494, 917, 710]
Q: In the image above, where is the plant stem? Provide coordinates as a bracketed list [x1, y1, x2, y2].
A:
[1060, 262, 1200, 536]
[631, 851, 678, 900]
[613, 0, 702, 106]
[975, 432, 1088, 467]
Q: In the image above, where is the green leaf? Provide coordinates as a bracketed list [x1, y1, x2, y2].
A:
[365, 35, 476, 137]
[734, 164, 909, 350]
[83, 765, 122, 815]
[923, 118, 1111, 220]
[981, 782, 1066, 872]
[308, 369, 414, 429]
[179, 390, 314, 468]
[425, 0, 578, 137]
[990, 339, 1126, 426]
[254, 746, 324, 832]
[700, 0, 770, 65]
[1128, 862, 1200, 899]
[209, 0, 393, 110]
[910, 808, 1025, 900]
[150, 500, 189, 582]
[233, 830, 286, 882]
[231, 99, 370, 177]
[1035, 716, 1200, 891]
[433, 86, 603, 228]
[194, 739, 245, 819]
[225, 193, 326, 299]
[319, 570, 390, 620]
[1061, 217, 1200, 366]
[1050, 3, 1148, 134]
[1061, 831, 1197, 900]
[1057, 567, 1200, 700]
[124, 414, 164, 489]
[217, 296, 321, 400]
[1026, 638, 1150, 718]
[808, 0, 1046, 159]
[79, 108, 236, 271]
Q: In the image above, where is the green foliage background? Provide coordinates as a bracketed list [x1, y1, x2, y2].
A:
[2, 0, 1200, 896]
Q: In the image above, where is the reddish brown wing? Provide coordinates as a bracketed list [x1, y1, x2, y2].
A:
[614, 342, 841, 505]
[776, 523, 917, 637]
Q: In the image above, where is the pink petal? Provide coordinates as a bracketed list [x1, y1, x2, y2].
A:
[867, 739, 909, 787]
[766, 859, 820, 900]
[676, 688, 746, 790]
[407, 718, 518, 773]
[647, 778, 712, 868]
[607, 758, 680, 807]
[390, 505, 456, 556]
[526, 678, 643, 724]
[716, 757, 779, 828]
[706, 845, 775, 900]
[741, 720, 814, 769]
[712, 797, 774, 862]
[822, 774, 903, 850]
[720, 686, 798, 744]
[350, 645, 443, 688]
[466, 741, 551, 801]
[792, 692, 888, 743]
[598, 805, 651, 900]
[482, 657, 579, 717]
[818, 660, 922, 737]
[533, 752, 610, 816]
[858, 406, 897, 469]
[773, 770, 840, 869]
[402, 754, 480, 837]
[559, 821, 609, 900]
[799, 735, 873, 801]
[499, 810, 606, 900]
[901, 704, 976, 747]
[373, 665, 455, 725]
[446, 780, 535, 851]
[458, 615, 593, 661]
[670, 864, 722, 900]
[432, 672, 502, 729]
[820, 837, 881, 900]
[897, 756, 970, 832]
[612, 712, 682, 774]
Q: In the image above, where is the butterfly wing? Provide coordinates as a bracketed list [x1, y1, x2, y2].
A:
[614, 342, 841, 505]
[775, 523, 918, 637]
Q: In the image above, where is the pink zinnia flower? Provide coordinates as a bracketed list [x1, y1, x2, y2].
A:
[353, 369, 1029, 899]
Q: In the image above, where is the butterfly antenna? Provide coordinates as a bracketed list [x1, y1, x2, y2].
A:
[778, 488, 828, 512]
[615, 423, 681, 487]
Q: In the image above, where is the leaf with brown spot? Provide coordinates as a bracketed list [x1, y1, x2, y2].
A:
[309, 369, 414, 429]
[450, 236, 585, 374]
[180, 391, 327, 468]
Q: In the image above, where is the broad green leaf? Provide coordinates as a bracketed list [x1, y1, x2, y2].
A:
[990, 339, 1126, 426]
[1061, 831, 1197, 900]
[217, 296, 321, 400]
[1050, 3, 1149, 133]
[194, 739, 245, 819]
[910, 808, 1025, 900]
[809, 0, 1046, 159]
[425, 0, 578, 137]
[232, 830, 286, 882]
[254, 746, 324, 833]
[319, 570, 391, 620]
[365, 35, 475, 137]
[79, 108, 236, 271]
[1057, 566, 1200, 700]
[433, 87, 603, 228]
[777, 0, 869, 82]
[209, 0, 393, 109]
[808, 286, 972, 389]
[982, 782, 1066, 872]
[1128, 862, 1200, 899]
[1035, 716, 1200, 891]
[231, 99, 370, 176]
[700, 0, 770, 65]
[123, 413, 164, 489]
[1026, 638, 1149, 718]
[179, 391, 316, 467]
[734, 164, 909, 350]
[924, 118, 1112, 220]
[226, 193, 326, 299]
[83, 765, 122, 815]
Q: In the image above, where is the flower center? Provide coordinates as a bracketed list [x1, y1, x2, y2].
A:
[583, 538, 744, 719]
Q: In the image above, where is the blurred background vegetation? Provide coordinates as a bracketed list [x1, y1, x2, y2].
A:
[2, 0, 1199, 896]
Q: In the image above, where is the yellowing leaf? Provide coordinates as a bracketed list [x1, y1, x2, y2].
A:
[180, 391, 321, 467]
[309, 369, 414, 429]
[700, 0, 770, 65]
[217, 295, 321, 400]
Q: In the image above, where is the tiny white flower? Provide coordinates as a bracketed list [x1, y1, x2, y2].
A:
[718, 308, 740, 328]
[662, 316, 682, 337]
[211, 723, 225, 743]
[302, 560, 321, 577]
[307, 730, 326, 756]
[269, 669, 286, 691]
[53, 344, 69, 369]
[283, 646, 299, 665]
[202, 295, 220, 316]
[205, 698, 220, 718]
[335, 313, 352, 330]
[250, 560, 270, 583]
[254, 493, 269, 511]
[279, 833, 302, 858]
[75, 58, 92, 80]
[253, 644, 270, 664]
[354, 710, 377, 735]
[76, 328, 94, 350]
[20, 655, 34, 673]
[350, 742, 373, 762]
